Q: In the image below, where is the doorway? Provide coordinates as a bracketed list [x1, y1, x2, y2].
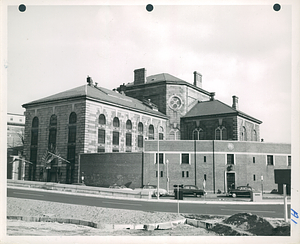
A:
[226, 172, 236, 192]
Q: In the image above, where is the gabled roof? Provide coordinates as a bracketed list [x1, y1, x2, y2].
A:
[182, 100, 262, 124]
[124, 73, 211, 96]
[22, 84, 167, 118]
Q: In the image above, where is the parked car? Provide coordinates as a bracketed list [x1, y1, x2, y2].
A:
[140, 185, 169, 196]
[174, 185, 205, 197]
[229, 186, 253, 198]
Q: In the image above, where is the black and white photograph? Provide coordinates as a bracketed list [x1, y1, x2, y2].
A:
[1, 0, 299, 243]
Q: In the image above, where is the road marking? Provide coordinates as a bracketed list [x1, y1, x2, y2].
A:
[221, 209, 276, 213]
[102, 201, 142, 206]
[13, 192, 44, 197]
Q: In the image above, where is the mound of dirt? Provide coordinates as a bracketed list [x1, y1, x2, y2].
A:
[222, 213, 290, 236]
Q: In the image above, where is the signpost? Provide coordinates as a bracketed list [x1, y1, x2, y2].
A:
[174, 184, 183, 215]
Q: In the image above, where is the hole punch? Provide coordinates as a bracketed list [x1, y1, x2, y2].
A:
[19, 4, 26, 12]
[273, 3, 281, 11]
[146, 4, 154, 12]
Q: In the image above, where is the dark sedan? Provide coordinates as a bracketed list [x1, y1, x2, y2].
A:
[229, 186, 253, 198]
[174, 185, 205, 197]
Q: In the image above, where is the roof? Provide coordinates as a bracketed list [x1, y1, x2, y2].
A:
[22, 84, 167, 118]
[182, 100, 262, 124]
[125, 73, 211, 96]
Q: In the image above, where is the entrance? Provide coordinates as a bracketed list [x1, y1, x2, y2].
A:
[226, 172, 235, 192]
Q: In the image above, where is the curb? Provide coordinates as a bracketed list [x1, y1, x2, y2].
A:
[7, 215, 186, 231]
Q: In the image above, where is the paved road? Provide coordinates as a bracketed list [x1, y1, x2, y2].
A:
[7, 187, 291, 219]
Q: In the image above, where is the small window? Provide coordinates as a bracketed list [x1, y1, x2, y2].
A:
[98, 129, 105, 144]
[113, 117, 120, 128]
[156, 153, 164, 164]
[288, 156, 291, 166]
[227, 154, 234, 165]
[204, 174, 207, 181]
[204, 156, 206, 163]
[97, 147, 105, 153]
[156, 171, 158, 178]
[253, 157, 255, 163]
[138, 135, 143, 148]
[253, 174, 256, 181]
[182, 154, 189, 164]
[159, 133, 164, 140]
[160, 171, 163, 177]
[267, 155, 274, 165]
[215, 128, 221, 140]
[112, 148, 119, 152]
[99, 114, 106, 125]
[182, 171, 185, 177]
[113, 131, 119, 145]
[186, 171, 189, 178]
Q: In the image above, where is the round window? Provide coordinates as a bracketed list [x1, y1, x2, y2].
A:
[169, 95, 182, 110]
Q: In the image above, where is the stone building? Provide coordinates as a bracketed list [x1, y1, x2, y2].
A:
[22, 77, 167, 183]
[117, 68, 261, 142]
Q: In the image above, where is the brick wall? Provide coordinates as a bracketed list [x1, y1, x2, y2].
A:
[143, 140, 291, 193]
[80, 152, 143, 188]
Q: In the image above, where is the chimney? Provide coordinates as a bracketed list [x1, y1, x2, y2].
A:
[210, 92, 215, 101]
[232, 95, 239, 110]
[193, 71, 202, 88]
[134, 68, 147, 85]
[87, 76, 93, 86]
[117, 83, 126, 95]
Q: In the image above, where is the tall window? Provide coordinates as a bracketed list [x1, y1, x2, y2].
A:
[30, 117, 39, 181]
[138, 122, 143, 148]
[155, 153, 164, 164]
[113, 131, 119, 145]
[267, 155, 274, 165]
[182, 154, 189, 164]
[215, 126, 227, 140]
[288, 156, 291, 166]
[149, 124, 154, 140]
[67, 112, 77, 184]
[193, 129, 198, 140]
[227, 154, 234, 165]
[99, 114, 106, 125]
[113, 117, 119, 127]
[241, 126, 247, 141]
[126, 133, 132, 146]
[126, 119, 132, 147]
[48, 116, 57, 152]
[159, 126, 164, 140]
[98, 129, 105, 144]
[253, 130, 257, 141]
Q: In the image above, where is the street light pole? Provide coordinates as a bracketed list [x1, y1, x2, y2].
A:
[157, 127, 160, 200]
[166, 159, 169, 193]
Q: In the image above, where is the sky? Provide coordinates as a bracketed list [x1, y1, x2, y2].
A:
[5, 1, 294, 143]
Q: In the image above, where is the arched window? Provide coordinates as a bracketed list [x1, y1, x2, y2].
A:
[126, 120, 132, 130]
[242, 126, 247, 141]
[148, 124, 154, 140]
[69, 112, 77, 124]
[215, 128, 221, 140]
[199, 129, 205, 140]
[48, 114, 57, 151]
[159, 126, 164, 140]
[222, 128, 227, 140]
[99, 114, 106, 125]
[50, 115, 57, 126]
[32, 117, 39, 128]
[253, 130, 257, 141]
[169, 129, 179, 140]
[138, 122, 143, 133]
[67, 112, 77, 184]
[113, 117, 119, 127]
[30, 116, 39, 181]
[193, 129, 199, 140]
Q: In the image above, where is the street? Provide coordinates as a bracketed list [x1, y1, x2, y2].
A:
[7, 187, 291, 219]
